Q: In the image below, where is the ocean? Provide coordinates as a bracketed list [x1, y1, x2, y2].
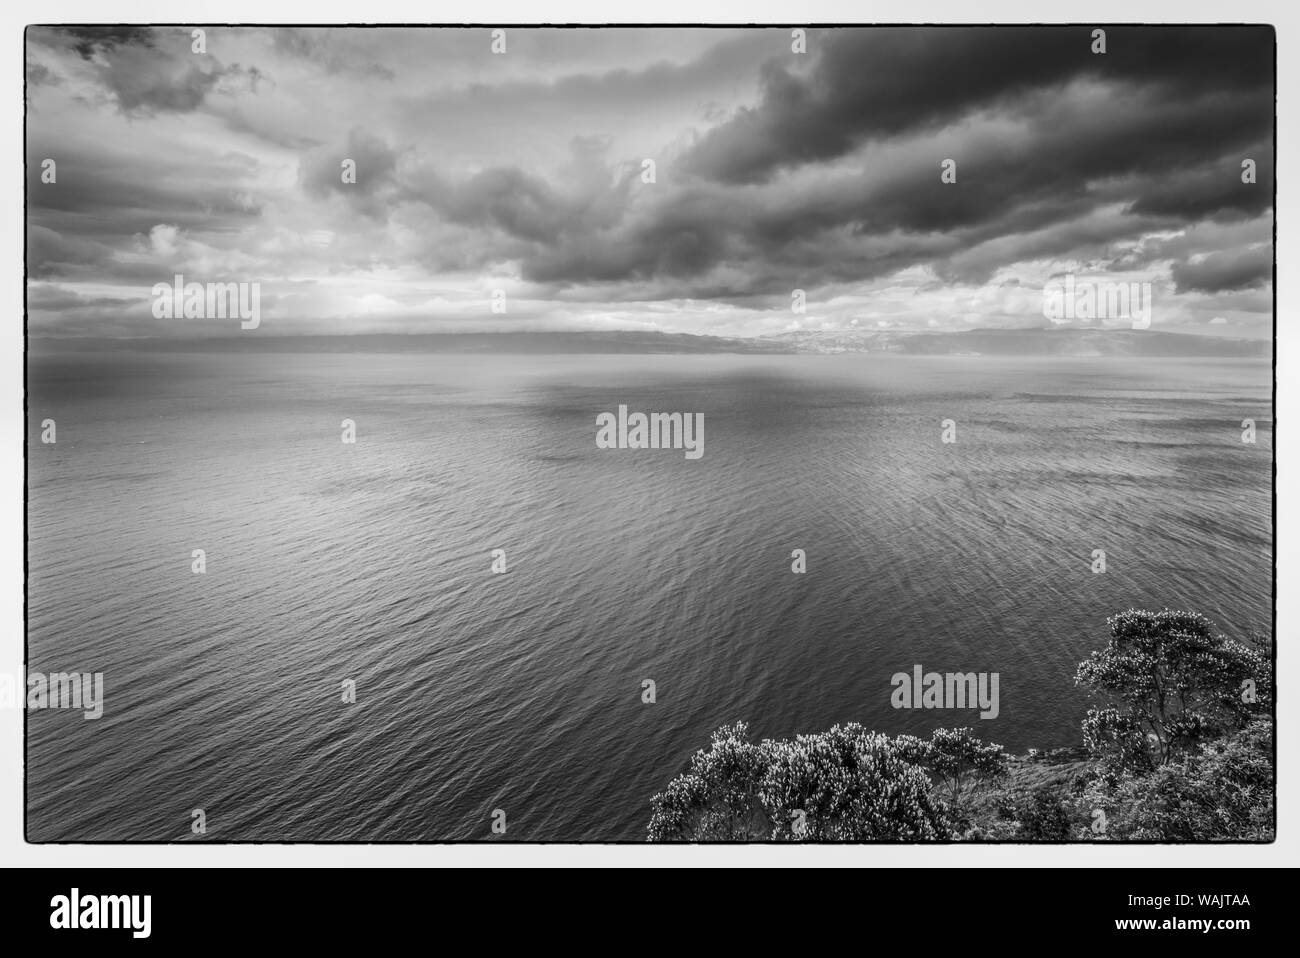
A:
[25, 351, 1273, 841]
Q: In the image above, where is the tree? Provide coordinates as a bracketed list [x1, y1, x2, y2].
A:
[648, 722, 953, 841]
[909, 727, 1008, 808]
[1074, 609, 1266, 768]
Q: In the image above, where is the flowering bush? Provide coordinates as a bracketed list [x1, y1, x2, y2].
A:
[648, 722, 951, 841]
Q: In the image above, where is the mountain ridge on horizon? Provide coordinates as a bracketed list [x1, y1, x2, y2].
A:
[27, 326, 1271, 357]
[761, 326, 1271, 357]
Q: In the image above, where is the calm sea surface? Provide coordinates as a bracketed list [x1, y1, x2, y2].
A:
[26, 351, 1273, 840]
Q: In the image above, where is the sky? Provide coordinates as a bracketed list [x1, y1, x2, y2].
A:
[25, 25, 1275, 340]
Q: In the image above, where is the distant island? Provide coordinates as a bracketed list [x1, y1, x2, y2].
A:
[761, 327, 1272, 358]
[28, 330, 792, 355]
[29, 327, 1271, 358]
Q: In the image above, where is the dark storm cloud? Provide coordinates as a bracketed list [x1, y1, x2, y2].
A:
[682, 26, 1274, 184]
[497, 92, 1268, 294]
[26, 61, 54, 88]
[26, 142, 263, 239]
[301, 129, 402, 219]
[393, 31, 778, 126]
[499, 27, 1273, 296]
[523, 185, 731, 285]
[27, 225, 116, 280]
[60, 26, 155, 60]
[1171, 247, 1272, 293]
[1128, 152, 1274, 220]
[31, 25, 259, 115]
[424, 167, 573, 242]
[399, 136, 636, 252]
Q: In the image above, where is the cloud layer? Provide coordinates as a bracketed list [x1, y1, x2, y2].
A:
[26, 26, 1274, 338]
